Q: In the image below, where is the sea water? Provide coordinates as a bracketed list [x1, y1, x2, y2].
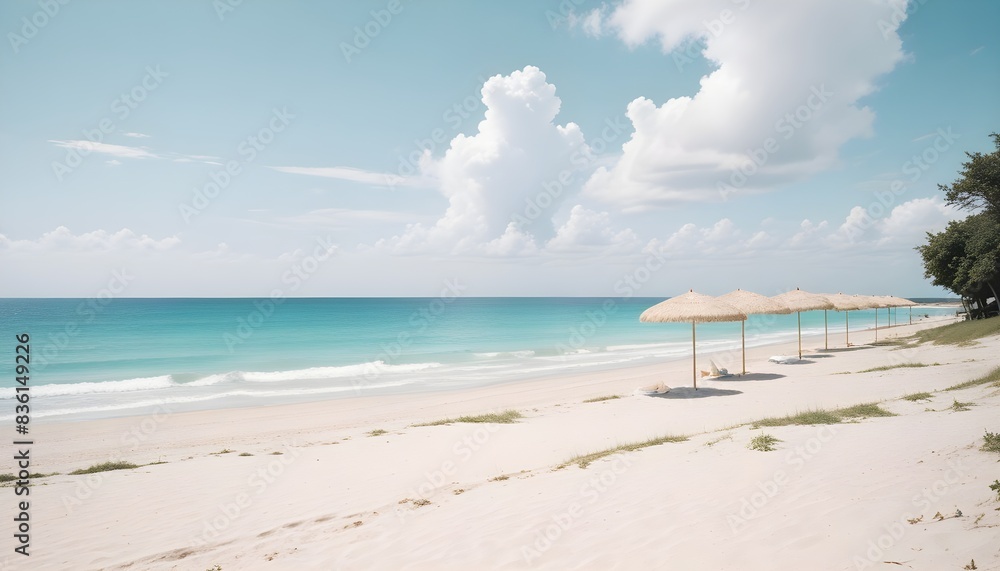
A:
[0, 298, 957, 421]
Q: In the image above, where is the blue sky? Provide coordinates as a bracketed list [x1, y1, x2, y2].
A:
[1, 0, 997, 298]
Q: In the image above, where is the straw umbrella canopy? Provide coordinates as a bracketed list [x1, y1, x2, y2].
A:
[718, 289, 792, 374]
[880, 296, 916, 325]
[823, 293, 866, 347]
[770, 288, 835, 359]
[640, 290, 747, 390]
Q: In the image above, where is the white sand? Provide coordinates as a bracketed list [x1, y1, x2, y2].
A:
[10, 315, 1000, 570]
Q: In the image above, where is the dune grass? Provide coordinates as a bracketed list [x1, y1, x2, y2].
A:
[69, 461, 139, 475]
[945, 365, 1000, 391]
[748, 434, 781, 452]
[981, 431, 1000, 453]
[0, 472, 57, 483]
[750, 402, 894, 428]
[902, 392, 933, 402]
[559, 434, 688, 469]
[583, 395, 621, 403]
[414, 410, 523, 427]
[367, 429, 388, 437]
[951, 399, 974, 412]
[853, 362, 938, 374]
[911, 317, 1000, 346]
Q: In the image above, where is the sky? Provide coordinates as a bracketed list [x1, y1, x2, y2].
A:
[1, 0, 998, 298]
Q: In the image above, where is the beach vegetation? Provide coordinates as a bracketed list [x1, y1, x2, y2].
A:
[990, 480, 1000, 501]
[0, 472, 57, 483]
[69, 461, 139, 475]
[852, 363, 936, 374]
[238, 452, 253, 456]
[750, 402, 894, 428]
[748, 434, 781, 452]
[982, 431, 1000, 453]
[211, 449, 234, 455]
[913, 319, 1000, 346]
[583, 395, 621, 403]
[918, 133, 1000, 319]
[367, 429, 388, 437]
[950, 399, 974, 412]
[945, 365, 1000, 391]
[559, 434, 688, 469]
[414, 410, 522, 426]
[902, 392, 933, 402]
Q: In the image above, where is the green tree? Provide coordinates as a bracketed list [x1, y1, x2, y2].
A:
[941, 132, 1000, 220]
[918, 213, 1000, 316]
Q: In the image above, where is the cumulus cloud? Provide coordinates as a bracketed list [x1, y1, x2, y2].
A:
[378, 66, 592, 255]
[546, 205, 640, 252]
[583, 0, 911, 208]
[0, 227, 180, 253]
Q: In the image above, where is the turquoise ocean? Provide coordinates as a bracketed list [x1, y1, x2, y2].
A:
[0, 298, 957, 422]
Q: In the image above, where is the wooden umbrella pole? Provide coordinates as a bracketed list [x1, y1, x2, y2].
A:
[824, 310, 828, 350]
[846, 311, 850, 346]
[741, 320, 746, 375]
[797, 311, 802, 359]
[875, 308, 878, 342]
[692, 321, 698, 390]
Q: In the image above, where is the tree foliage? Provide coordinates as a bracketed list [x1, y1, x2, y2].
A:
[941, 132, 1000, 219]
[918, 133, 1000, 317]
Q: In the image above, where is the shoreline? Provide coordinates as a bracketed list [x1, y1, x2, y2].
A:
[31, 312, 957, 426]
[21, 312, 1000, 570]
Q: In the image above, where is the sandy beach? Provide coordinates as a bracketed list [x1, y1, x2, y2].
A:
[11, 313, 1000, 570]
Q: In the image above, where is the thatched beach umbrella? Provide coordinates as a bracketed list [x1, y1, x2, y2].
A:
[640, 290, 747, 390]
[770, 288, 835, 359]
[823, 293, 866, 347]
[881, 296, 916, 326]
[718, 289, 792, 374]
[851, 295, 881, 343]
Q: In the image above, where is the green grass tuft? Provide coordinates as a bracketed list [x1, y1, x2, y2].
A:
[559, 434, 687, 469]
[211, 449, 234, 455]
[837, 403, 897, 419]
[853, 363, 937, 374]
[902, 392, 933, 402]
[238, 452, 253, 457]
[69, 461, 139, 475]
[367, 429, 388, 437]
[945, 366, 1000, 391]
[951, 399, 974, 412]
[0, 472, 57, 482]
[748, 434, 781, 452]
[583, 395, 621, 403]
[751, 402, 894, 428]
[981, 431, 1000, 453]
[414, 410, 523, 427]
[911, 317, 1000, 346]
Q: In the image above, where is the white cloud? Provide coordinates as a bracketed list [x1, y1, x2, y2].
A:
[572, 8, 606, 37]
[546, 205, 639, 252]
[49, 140, 159, 160]
[876, 197, 963, 245]
[268, 166, 426, 188]
[0, 227, 180, 253]
[280, 208, 422, 226]
[106, 159, 122, 166]
[583, 0, 911, 208]
[48, 140, 220, 164]
[122, 132, 151, 139]
[378, 66, 592, 255]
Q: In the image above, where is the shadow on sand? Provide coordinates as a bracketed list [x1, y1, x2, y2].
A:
[646, 386, 742, 399]
[725, 373, 785, 381]
[819, 346, 876, 353]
